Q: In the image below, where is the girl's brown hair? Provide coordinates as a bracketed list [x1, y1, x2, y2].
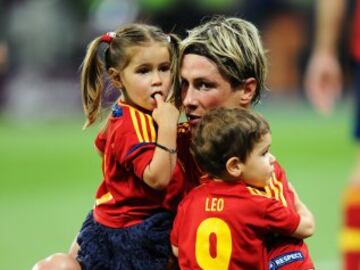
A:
[80, 23, 179, 128]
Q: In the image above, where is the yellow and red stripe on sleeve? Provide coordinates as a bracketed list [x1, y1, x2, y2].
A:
[247, 173, 287, 207]
[129, 107, 156, 143]
[268, 173, 287, 207]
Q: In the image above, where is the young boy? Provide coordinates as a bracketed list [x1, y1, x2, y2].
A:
[171, 107, 315, 270]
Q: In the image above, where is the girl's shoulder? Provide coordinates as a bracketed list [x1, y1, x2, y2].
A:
[110, 104, 157, 146]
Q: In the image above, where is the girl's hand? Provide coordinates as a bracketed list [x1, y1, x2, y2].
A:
[143, 93, 179, 190]
[152, 94, 179, 128]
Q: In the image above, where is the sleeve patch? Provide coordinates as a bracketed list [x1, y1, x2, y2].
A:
[112, 103, 123, 117]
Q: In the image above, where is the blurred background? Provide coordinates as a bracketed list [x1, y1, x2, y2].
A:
[0, 0, 356, 269]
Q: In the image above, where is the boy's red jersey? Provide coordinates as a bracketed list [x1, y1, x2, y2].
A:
[171, 178, 300, 270]
[176, 123, 314, 269]
[93, 101, 186, 228]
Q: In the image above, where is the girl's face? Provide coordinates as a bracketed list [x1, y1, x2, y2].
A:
[241, 133, 276, 188]
[180, 54, 247, 126]
[119, 42, 171, 111]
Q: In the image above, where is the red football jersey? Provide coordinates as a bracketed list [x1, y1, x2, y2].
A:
[176, 123, 314, 269]
[176, 122, 202, 193]
[171, 178, 300, 270]
[93, 101, 186, 228]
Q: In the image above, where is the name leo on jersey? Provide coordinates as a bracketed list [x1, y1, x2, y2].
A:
[205, 197, 224, 212]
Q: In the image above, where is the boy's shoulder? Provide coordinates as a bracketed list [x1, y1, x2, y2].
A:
[179, 180, 284, 218]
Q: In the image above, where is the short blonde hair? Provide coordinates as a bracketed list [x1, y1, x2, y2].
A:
[179, 16, 267, 106]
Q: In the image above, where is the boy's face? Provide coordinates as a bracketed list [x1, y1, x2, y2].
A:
[180, 54, 250, 127]
[240, 133, 275, 188]
[119, 43, 171, 111]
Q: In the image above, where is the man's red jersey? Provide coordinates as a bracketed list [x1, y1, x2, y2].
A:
[176, 122, 202, 193]
[176, 123, 314, 269]
[93, 101, 186, 228]
[170, 178, 300, 270]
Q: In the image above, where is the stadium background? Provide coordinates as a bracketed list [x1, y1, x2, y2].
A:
[0, 0, 356, 269]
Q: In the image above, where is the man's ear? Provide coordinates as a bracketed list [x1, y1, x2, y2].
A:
[108, 67, 123, 88]
[238, 77, 257, 107]
[225, 157, 243, 178]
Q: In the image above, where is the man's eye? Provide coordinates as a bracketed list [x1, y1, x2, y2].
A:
[199, 83, 208, 90]
[197, 82, 213, 91]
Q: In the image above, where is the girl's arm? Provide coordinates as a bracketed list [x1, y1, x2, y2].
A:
[143, 94, 179, 190]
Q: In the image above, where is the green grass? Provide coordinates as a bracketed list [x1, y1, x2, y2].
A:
[0, 120, 101, 268]
[0, 100, 354, 269]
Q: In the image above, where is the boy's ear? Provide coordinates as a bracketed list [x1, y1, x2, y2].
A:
[108, 67, 123, 88]
[225, 157, 243, 178]
[238, 77, 257, 106]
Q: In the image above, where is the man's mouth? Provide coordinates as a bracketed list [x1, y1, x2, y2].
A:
[186, 114, 201, 125]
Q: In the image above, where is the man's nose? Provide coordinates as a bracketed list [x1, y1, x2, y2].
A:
[182, 86, 197, 107]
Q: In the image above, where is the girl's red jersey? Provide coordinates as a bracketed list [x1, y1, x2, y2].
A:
[93, 101, 186, 228]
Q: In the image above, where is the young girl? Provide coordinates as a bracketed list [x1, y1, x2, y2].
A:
[77, 23, 187, 270]
[33, 23, 185, 270]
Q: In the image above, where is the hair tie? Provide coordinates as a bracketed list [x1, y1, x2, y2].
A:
[166, 35, 171, 43]
[101, 32, 116, 43]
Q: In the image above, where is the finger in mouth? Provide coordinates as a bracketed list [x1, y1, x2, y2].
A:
[151, 92, 162, 99]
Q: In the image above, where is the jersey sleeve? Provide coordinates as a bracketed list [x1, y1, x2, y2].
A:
[128, 146, 156, 180]
[264, 198, 300, 236]
[112, 108, 158, 181]
[94, 129, 107, 153]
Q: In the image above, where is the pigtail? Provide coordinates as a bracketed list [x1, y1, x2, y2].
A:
[167, 33, 182, 108]
[80, 37, 105, 129]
